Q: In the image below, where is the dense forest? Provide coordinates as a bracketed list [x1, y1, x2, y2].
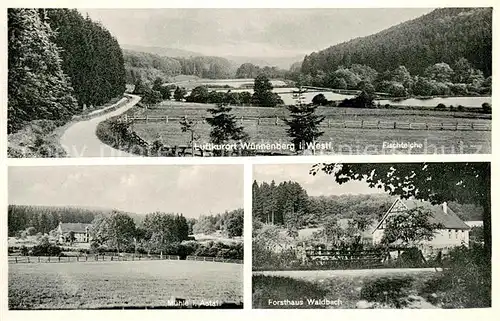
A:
[7, 205, 140, 236]
[124, 50, 235, 84]
[8, 204, 244, 239]
[45, 9, 126, 107]
[235, 63, 289, 79]
[252, 180, 484, 229]
[301, 8, 492, 78]
[8, 8, 126, 133]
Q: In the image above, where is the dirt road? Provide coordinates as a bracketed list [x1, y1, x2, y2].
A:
[60, 94, 141, 157]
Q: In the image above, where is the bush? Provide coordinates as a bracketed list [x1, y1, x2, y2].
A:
[253, 275, 329, 308]
[360, 275, 415, 308]
[312, 93, 329, 106]
[436, 103, 447, 110]
[31, 243, 62, 256]
[482, 102, 492, 114]
[419, 244, 491, 308]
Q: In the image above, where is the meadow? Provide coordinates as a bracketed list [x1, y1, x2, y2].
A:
[9, 260, 243, 309]
[124, 101, 492, 155]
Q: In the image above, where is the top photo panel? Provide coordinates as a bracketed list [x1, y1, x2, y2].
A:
[7, 8, 492, 158]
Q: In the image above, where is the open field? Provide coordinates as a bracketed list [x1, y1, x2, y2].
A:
[252, 270, 438, 309]
[124, 102, 491, 154]
[9, 260, 243, 309]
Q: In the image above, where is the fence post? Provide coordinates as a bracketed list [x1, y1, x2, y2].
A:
[145, 115, 148, 124]
[48, 256, 50, 263]
[15, 257, 17, 263]
[471, 123, 474, 130]
[441, 122, 444, 130]
[275, 116, 278, 126]
[257, 117, 260, 125]
[426, 123, 429, 130]
[456, 122, 458, 131]
[38, 257, 40, 263]
[393, 122, 397, 129]
[361, 120, 364, 128]
[377, 120, 380, 129]
[327, 119, 330, 128]
[58, 256, 60, 262]
[409, 122, 412, 130]
[165, 116, 168, 124]
[28, 257, 30, 263]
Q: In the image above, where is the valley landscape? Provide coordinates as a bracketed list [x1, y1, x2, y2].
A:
[7, 7, 492, 157]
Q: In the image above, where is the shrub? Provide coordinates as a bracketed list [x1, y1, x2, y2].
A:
[419, 244, 491, 308]
[360, 275, 415, 308]
[436, 103, 447, 110]
[482, 102, 492, 114]
[20, 245, 29, 256]
[253, 275, 329, 309]
[31, 243, 62, 256]
[312, 93, 329, 106]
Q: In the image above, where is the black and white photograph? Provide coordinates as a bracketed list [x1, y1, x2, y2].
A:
[7, 7, 492, 157]
[7, 165, 244, 309]
[252, 162, 491, 308]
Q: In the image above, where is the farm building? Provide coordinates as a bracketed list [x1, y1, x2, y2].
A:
[57, 222, 92, 243]
[372, 198, 471, 249]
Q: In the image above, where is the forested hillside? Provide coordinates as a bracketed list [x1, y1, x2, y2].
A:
[301, 8, 492, 77]
[8, 9, 126, 133]
[123, 50, 236, 84]
[252, 180, 484, 228]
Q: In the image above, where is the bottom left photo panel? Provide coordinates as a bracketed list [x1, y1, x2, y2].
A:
[7, 164, 244, 310]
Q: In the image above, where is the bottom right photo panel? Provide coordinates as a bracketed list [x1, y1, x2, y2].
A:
[252, 162, 491, 309]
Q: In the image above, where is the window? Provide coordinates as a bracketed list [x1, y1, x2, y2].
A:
[448, 229, 452, 239]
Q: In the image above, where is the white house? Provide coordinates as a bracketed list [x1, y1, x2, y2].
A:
[372, 198, 471, 249]
[57, 222, 92, 243]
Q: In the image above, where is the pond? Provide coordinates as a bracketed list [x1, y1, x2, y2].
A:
[207, 81, 491, 108]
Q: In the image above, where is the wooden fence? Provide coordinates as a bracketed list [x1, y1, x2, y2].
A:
[185, 256, 243, 264]
[305, 248, 387, 267]
[8, 255, 242, 264]
[121, 115, 491, 131]
[8, 254, 180, 264]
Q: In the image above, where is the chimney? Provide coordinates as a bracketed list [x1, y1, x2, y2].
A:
[442, 202, 448, 214]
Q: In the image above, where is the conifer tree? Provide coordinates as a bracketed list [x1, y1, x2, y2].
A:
[284, 83, 325, 153]
[8, 8, 77, 133]
[205, 103, 248, 156]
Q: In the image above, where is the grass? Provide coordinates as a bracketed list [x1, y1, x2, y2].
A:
[125, 102, 491, 154]
[8, 96, 127, 158]
[9, 260, 243, 309]
[252, 271, 437, 309]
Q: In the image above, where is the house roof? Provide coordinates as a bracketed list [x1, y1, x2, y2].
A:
[373, 198, 471, 232]
[59, 223, 91, 233]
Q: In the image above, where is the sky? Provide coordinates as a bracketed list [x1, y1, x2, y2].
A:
[81, 8, 433, 58]
[253, 164, 385, 196]
[8, 165, 243, 218]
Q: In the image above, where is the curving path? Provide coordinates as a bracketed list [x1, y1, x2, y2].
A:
[60, 94, 141, 157]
